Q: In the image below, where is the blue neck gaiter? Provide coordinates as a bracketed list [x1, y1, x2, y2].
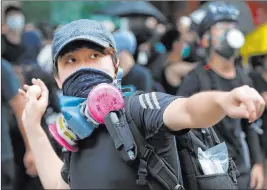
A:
[62, 68, 113, 98]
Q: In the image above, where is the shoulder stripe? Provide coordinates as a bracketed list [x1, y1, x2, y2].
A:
[151, 92, 161, 109]
[138, 94, 147, 109]
[145, 93, 154, 109]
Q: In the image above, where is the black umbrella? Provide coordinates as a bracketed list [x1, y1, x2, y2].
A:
[94, 1, 168, 24]
[199, 1, 255, 34]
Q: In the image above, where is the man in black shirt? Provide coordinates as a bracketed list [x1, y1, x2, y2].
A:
[249, 55, 267, 189]
[20, 19, 265, 189]
[178, 2, 264, 189]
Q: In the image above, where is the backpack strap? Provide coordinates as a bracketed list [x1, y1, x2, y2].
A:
[61, 148, 72, 185]
[125, 93, 185, 190]
[104, 111, 138, 164]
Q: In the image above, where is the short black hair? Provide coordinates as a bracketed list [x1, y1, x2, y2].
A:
[4, 5, 23, 18]
[53, 40, 118, 75]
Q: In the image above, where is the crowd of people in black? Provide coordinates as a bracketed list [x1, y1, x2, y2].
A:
[1, 2, 267, 190]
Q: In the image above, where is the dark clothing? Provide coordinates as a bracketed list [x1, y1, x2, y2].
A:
[122, 64, 153, 92]
[10, 126, 44, 190]
[177, 66, 263, 189]
[1, 159, 15, 190]
[161, 66, 179, 95]
[1, 59, 21, 190]
[62, 92, 188, 189]
[19, 31, 42, 65]
[2, 31, 41, 66]
[249, 71, 267, 94]
[1, 59, 21, 162]
[1, 35, 25, 65]
[249, 71, 267, 156]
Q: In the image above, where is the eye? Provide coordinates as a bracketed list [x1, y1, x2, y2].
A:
[90, 54, 100, 59]
[66, 57, 76, 64]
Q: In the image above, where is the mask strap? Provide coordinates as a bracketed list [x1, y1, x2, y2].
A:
[113, 67, 123, 89]
[203, 30, 212, 65]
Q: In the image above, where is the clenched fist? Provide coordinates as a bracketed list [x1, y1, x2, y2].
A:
[221, 85, 265, 122]
[19, 78, 49, 128]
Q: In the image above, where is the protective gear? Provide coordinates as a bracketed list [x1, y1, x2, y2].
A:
[213, 28, 245, 60]
[6, 14, 25, 31]
[86, 83, 125, 124]
[197, 2, 240, 38]
[49, 83, 128, 152]
[62, 68, 113, 98]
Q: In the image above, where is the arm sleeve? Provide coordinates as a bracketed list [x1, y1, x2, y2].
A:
[127, 92, 188, 139]
[177, 69, 200, 97]
[242, 119, 263, 165]
[1, 59, 21, 101]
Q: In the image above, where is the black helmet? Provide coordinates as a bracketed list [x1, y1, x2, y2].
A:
[190, 1, 240, 38]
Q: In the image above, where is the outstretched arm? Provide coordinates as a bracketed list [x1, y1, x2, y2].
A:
[164, 85, 265, 131]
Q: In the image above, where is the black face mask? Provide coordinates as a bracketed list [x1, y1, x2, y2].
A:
[212, 28, 245, 60]
[62, 68, 113, 98]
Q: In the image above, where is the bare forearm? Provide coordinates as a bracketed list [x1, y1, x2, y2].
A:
[164, 91, 227, 131]
[185, 91, 227, 128]
[25, 125, 69, 189]
[10, 95, 31, 150]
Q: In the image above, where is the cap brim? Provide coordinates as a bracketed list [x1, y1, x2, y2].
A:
[53, 35, 110, 64]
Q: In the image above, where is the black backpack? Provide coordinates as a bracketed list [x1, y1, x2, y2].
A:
[175, 64, 242, 190]
[62, 91, 184, 190]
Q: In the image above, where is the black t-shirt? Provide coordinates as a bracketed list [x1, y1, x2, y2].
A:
[161, 66, 180, 95]
[177, 67, 263, 174]
[249, 71, 267, 155]
[1, 35, 25, 65]
[122, 64, 153, 92]
[249, 71, 267, 94]
[62, 92, 188, 189]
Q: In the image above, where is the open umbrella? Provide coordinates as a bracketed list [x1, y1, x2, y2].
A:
[199, 1, 255, 34]
[94, 1, 168, 24]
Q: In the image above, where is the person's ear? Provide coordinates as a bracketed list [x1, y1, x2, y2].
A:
[54, 76, 63, 89]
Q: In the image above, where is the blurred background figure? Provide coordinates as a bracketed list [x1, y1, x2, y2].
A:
[113, 30, 154, 92]
[249, 54, 267, 189]
[2, 5, 26, 65]
[1, 59, 37, 190]
[177, 2, 264, 189]
[37, 22, 54, 74]
[1, 0, 267, 189]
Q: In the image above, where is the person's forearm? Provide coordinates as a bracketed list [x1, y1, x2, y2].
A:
[25, 125, 69, 189]
[11, 95, 31, 151]
[185, 91, 228, 128]
[246, 128, 263, 165]
[164, 91, 228, 131]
